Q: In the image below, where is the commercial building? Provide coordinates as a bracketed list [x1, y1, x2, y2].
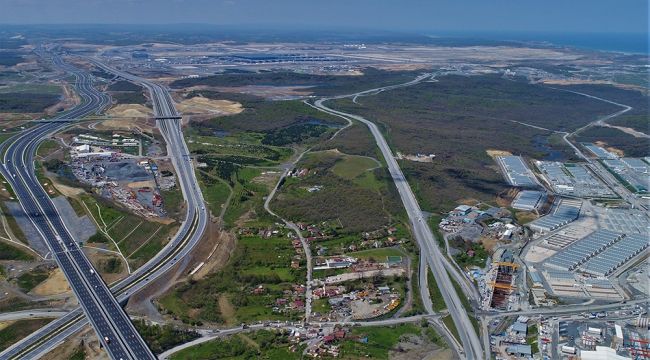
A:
[584, 144, 618, 159]
[506, 344, 532, 358]
[536, 161, 616, 198]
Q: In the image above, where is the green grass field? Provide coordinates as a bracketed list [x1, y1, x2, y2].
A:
[339, 323, 423, 359]
[0, 241, 33, 261]
[0, 319, 53, 352]
[197, 171, 231, 217]
[347, 247, 404, 261]
[170, 330, 299, 360]
[331, 155, 379, 179]
[16, 268, 49, 292]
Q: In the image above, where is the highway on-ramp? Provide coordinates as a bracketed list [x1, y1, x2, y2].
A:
[1, 54, 209, 360]
[0, 52, 155, 360]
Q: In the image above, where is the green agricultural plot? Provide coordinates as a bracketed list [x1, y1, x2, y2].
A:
[347, 247, 404, 261]
[160, 232, 306, 325]
[169, 330, 299, 360]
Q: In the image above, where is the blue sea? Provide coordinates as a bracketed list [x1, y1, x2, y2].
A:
[440, 31, 649, 55]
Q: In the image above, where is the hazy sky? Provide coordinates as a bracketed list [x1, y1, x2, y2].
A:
[0, 0, 647, 33]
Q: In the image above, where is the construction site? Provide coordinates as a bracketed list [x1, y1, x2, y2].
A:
[68, 131, 176, 218]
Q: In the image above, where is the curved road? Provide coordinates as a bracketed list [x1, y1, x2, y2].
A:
[1, 55, 208, 360]
[311, 75, 485, 359]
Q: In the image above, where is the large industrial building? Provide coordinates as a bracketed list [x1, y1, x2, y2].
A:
[544, 229, 623, 272]
[496, 156, 539, 188]
[579, 233, 649, 277]
[511, 190, 545, 211]
[528, 199, 582, 233]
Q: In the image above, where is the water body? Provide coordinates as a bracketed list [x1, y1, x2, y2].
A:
[435, 31, 649, 55]
[533, 134, 565, 161]
[303, 118, 344, 128]
[213, 130, 230, 137]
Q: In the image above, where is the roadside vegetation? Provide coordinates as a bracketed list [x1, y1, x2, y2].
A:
[329, 74, 622, 213]
[74, 194, 177, 269]
[133, 319, 200, 354]
[0, 318, 53, 352]
[0, 90, 61, 113]
[0, 241, 33, 261]
[15, 266, 49, 292]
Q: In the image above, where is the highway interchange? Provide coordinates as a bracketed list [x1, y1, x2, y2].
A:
[0, 52, 155, 360]
[0, 53, 208, 359]
[1, 50, 646, 360]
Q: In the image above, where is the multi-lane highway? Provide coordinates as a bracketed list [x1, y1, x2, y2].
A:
[0, 52, 155, 360]
[0, 54, 209, 360]
[311, 76, 485, 359]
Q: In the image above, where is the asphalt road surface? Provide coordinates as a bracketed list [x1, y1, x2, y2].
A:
[1, 54, 209, 360]
[312, 75, 485, 359]
[0, 52, 155, 360]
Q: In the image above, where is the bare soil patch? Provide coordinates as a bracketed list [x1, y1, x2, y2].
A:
[218, 294, 236, 326]
[31, 268, 71, 296]
[50, 180, 84, 197]
[96, 116, 157, 134]
[176, 96, 243, 116]
[107, 104, 152, 119]
[486, 149, 513, 158]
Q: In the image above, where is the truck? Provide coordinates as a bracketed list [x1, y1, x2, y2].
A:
[561, 346, 576, 355]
